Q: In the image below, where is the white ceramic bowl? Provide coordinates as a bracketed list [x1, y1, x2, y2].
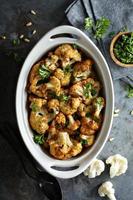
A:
[16, 25, 114, 179]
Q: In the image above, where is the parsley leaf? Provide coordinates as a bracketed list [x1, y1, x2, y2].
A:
[30, 102, 39, 112]
[33, 134, 44, 144]
[58, 94, 69, 102]
[81, 139, 88, 146]
[38, 64, 50, 79]
[64, 65, 73, 73]
[83, 83, 92, 98]
[84, 17, 93, 30]
[127, 85, 133, 98]
[94, 17, 110, 39]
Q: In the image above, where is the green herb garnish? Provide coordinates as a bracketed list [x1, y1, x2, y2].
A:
[72, 44, 78, 49]
[59, 94, 69, 102]
[86, 112, 91, 118]
[84, 16, 110, 39]
[30, 102, 39, 112]
[64, 65, 73, 73]
[84, 17, 93, 30]
[91, 89, 97, 96]
[33, 134, 44, 144]
[38, 64, 50, 79]
[127, 85, 133, 98]
[83, 83, 92, 98]
[109, 31, 115, 37]
[114, 33, 133, 64]
[12, 38, 20, 46]
[94, 17, 110, 39]
[81, 139, 88, 146]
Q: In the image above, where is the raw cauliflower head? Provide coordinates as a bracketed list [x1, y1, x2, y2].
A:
[83, 159, 105, 178]
[106, 154, 128, 178]
[54, 44, 81, 67]
[98, 181, 116, 200]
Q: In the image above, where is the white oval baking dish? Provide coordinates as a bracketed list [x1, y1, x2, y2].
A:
[16, 25, 114, 179]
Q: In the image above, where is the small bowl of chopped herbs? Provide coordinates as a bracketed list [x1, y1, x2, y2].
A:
[110, 32, 133, 67]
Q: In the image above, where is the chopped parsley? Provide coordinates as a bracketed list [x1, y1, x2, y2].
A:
[84, 17, 93, 30]
[81, 139, 88, 146]
[127, 85, 133, 98]
[58, 94, 69, 102]
[12, 38, 20, 46]
[94, 17, 110, 39]
[33, 134, 44, 144]
[72, 44, 78, 49]
[64, 65, 73, 73]
[114, 33, 133, 64]
[38, 64, 51, 80]
[84, 16, 110, 39]
[83, 83, 97, 98]
[30, 102, 39, 112]
[86, 112, 91, 118]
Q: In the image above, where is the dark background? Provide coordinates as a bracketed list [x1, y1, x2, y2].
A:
[0, 1, 133, 200]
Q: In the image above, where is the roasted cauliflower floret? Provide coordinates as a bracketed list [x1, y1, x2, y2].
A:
[69, 82, 83, 97]
[80, 116, 101, 135]
[28, 61, 49, 97]
[78, 103, 93, 117]
[92, 97, 105, 118]
[70, 139, 82, 157]
[29, 96, 49, 134]
[49, 131, 73, 160]
[54, 68, 71, 86]
[80, 134, 95, 147]
[60, 97, 81, 115]
[55, 112, 66, 126]
[73, 59, 93, 82]
[54, 44, 81, 67]
[46, 76, 61, 96]
[67, 115, 80, 131]
[48, 99, 60, 115]
[45, 52, 59, 71]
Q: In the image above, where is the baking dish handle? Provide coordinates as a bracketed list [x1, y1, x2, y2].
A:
[44, 25, 87, 43]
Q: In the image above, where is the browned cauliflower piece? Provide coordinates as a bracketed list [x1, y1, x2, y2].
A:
[48, 99, 60, 115]
[48, 131, 82, 160]
[54, 44, 81, 67]
[69, 82, 83, 97]
[60, 97, 81, 115]
[55, 112, 66, 126]
[80, 134, 95, 147]
[92, 97, 105, 118]
[28, 61, 48, 97]
[78, 103, 93, 117]
[45, 52, 59, 71]
[54, 68, 71, 86]
[46, 76, 61, 96]
[73, 59, 93, 82]
[29, 96, 49, 134]
[67, 115, 80, 131]
[80, 116, 101, 135]
[49, 131, 73, 159]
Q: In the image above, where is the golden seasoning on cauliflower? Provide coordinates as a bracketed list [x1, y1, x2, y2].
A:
[54, 68, 71, 86]
[60, 97, 81, 115]
[67, 115, 80, 131]
[27, 43, 105, 160]
[73, 59, 93, 82]
[46, 76, 61, 96]
[54, 44, 81, 67]
[45, 52, 59, 71]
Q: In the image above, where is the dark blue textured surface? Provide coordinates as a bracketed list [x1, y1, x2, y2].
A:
[0, 1, 133, 200]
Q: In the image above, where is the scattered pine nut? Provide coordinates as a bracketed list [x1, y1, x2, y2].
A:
[32, 29, 36, 35]
[19, 34, 24, 39]
[0, 35, 6, 40]
[108, 137, 114, 142]
[24, 38, 30, 43]
[113, 113, 119, 117]
[26, 22, 32, 27]
[114, 109, 120, 114]
[130, 110, 133, 116]
[30, 10, 36, 15]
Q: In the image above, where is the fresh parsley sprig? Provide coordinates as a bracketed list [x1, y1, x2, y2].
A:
[84, 16, 111, 39]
